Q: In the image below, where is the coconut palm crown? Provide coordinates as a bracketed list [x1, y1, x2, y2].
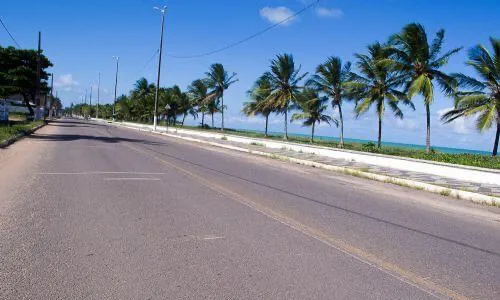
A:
[389, 23, 462, 153]
[243, 75, 274, 136]
[263, 53, 308, 140]
[346, 42, 414, 148]
[307, 57, 352, 148]
[441, 38, 500, 156]
[188, 79, 209, 127]
[292, 88, 337, 142]
[205, 63, 238, 131]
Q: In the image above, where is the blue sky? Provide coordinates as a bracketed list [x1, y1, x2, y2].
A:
[2, 0, 499, 151]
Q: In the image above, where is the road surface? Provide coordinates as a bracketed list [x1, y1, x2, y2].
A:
[1, 119, 499, 299]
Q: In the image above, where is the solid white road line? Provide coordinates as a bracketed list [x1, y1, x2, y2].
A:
[37, 171, 165, 175]
[103, 177, 161, 181]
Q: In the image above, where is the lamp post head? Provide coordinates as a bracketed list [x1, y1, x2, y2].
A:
[153, 5, 167, 14]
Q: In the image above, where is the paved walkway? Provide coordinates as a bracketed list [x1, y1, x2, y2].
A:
[162, 129, 500, 197]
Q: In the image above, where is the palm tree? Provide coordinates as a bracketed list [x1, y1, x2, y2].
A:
[307, 57, 351, 148]
[441, 38, 500, 156]
[389, 23, 462, 153]
[163, 85, 183, 125]
[347, 42, 413, 148]
[292, 89, 336, 142]
[188, 79, 209, 127]
[179, 92, 197, 126]
[242, 75, 273, 136]
[205, 63, 238, 131]
[131, 78, 156, 122]
[264, 54, 308, 140]
[205, 94, 221, 128]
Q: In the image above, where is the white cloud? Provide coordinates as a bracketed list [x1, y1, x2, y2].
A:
[260, 6, 297, 26]
[315, 7, 344, 18]
[54, 74, 79, 91]
[395, 118, 419, 131]
[437, 107, 472, 134]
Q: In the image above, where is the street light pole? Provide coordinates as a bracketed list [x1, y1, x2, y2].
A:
[112, 56, 119, 121]
[153, 5, 167, 131]
[97, 72, 100, 119]
[49, 73, 54, 118]
[89, 86, 93, 118]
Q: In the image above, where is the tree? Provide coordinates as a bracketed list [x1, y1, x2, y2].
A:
[205, 94, 221, 128]
[179, 92, 197, 126]
[292, 88, 336, 142]
[441, 38, 500, 156]
[264, 54, 308, 140]
[307, 57, 351, 148]
[115, 95, 133, 120]
[130, 78, 155, 122]
[205, 63, 237, 131]
[243, 75, 273, 136]
[0, 46, 52, 116]
[188, 79, 209, 127]
[164, 86, 183, 125]
[347, 42, 413, 148]
[389, 23, 462, 153]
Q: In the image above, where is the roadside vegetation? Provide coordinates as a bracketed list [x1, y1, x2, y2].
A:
[0, 46, 61, 118]
[66, 23, 499, 161]
[0, 120, 44, 143]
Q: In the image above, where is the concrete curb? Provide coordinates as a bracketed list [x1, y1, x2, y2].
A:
[110, 121, 500, 207]
[0, 122, 45, 149]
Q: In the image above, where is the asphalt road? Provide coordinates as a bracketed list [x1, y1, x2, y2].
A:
[1, 119, 499, 299]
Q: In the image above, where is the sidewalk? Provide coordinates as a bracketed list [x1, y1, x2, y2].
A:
[104, 120, 500, 205]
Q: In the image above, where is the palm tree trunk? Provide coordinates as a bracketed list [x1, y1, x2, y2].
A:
[211, 112, 214, 128]
[425, 102, 431, 154]
[201, 112, 205, 127]
[311, 123, 315, 143]
[338, 104, 344, 148]
[493, 120, 500, 157]
[182, 113, 186, 126]
[221, 94, 224, 132]
[265, 115, 269, 137]
[377, 115, 382, 149]
[284, 109, 288, 140]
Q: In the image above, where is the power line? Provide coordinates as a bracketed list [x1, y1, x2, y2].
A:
[125, 49, 160, 86]
[168, 0, 320, 59]
[138, 48, 159, 74]
[0, 16, 21, 48]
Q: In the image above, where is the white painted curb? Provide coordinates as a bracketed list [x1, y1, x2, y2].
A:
[103, 120, 499, 206]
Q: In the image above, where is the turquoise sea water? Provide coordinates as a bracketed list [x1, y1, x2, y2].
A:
[241, 129, 491, 155]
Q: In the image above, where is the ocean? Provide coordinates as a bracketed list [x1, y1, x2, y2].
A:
[245, 130, 491, 155]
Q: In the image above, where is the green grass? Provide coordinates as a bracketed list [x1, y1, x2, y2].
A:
[0, 120, 44, 143]
[114, 120, 500, 170]
[439, 189, 452, 196]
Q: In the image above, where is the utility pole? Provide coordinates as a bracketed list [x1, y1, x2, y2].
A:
[35, 31, 41, 120]
[153, 5, 167, 131]
[112, 56, 119, 121]
[49, 73, 54, 118]
[89, 86, 93, 118]
[97, 72, 100, 119]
